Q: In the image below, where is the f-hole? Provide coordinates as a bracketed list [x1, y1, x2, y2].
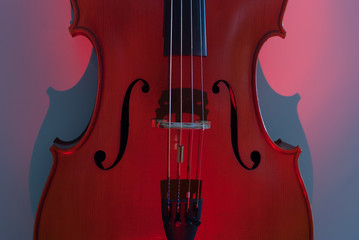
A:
[94, 78, 150, 170]
[212, 80, 260, 170]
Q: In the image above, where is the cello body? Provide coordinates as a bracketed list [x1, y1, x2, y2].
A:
[34, 0, 313, 239]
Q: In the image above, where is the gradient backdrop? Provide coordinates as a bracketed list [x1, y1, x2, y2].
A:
[1, 0, 358, 239]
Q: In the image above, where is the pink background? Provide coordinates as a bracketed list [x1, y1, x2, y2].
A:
[0, 0, 358, 239]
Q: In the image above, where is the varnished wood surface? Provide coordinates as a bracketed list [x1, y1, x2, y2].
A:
[34, 0, 313, 239]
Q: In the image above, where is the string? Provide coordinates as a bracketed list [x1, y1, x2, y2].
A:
[199, 0, 205, 127]
[187, 128, 194, 210]
[197, 0, 204, 207]
[167, 0, 174, 211]
[187, 0, 195, 210]
[177, 0, 184, 212]
[180, 0, 183, 132]
[190, 0, 194, 143]
[196, 130, 204, 206]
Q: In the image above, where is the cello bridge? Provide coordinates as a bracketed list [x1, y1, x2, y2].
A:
[152, 119, 211, 130]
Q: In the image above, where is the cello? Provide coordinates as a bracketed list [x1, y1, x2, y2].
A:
[34, 0, 313, 239]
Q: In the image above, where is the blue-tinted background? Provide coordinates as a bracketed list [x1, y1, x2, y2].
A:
[0, 0, 358, 239]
